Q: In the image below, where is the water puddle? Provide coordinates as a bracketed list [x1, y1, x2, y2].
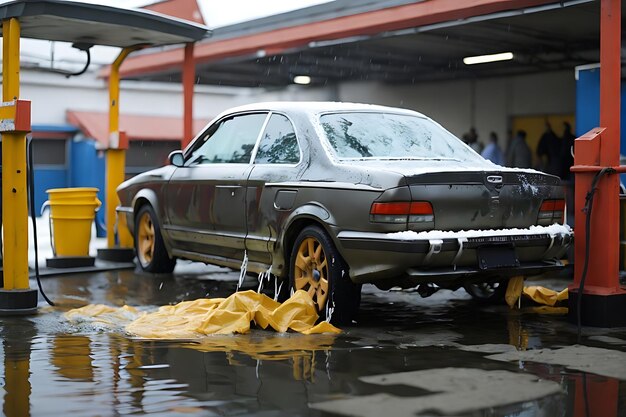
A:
[1, 269, 624, 416]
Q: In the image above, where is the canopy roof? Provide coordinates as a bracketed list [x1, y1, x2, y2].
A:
[0, 0, 209, 47]
[113, 0, 621, 87]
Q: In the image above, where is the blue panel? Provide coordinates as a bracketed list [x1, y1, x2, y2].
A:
[575, 68, 600, 137]
[69, 139, 107, 236]
[32, 124, 79, 133]
[576, 67, 626, 182]
[34, 168, 67, 213]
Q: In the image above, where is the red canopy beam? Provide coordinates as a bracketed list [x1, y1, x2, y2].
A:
[182, 42, 195, 148]
[109, 0, 558, 79]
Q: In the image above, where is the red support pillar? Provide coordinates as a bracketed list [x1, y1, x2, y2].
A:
[569, 0, 626, 327]
[594, 0, 621, 284]
[182, 42, 195, 149]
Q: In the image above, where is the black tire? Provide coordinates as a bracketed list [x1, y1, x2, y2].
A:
[464, 279, 509, 303]
[289, 225, 361, 324]
[134, 205, 176, 273]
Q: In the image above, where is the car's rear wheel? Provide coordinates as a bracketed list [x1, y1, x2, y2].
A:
[464, 279, 508, 303]
[289, 225, 361, 324]
[135, 205, 176, 273]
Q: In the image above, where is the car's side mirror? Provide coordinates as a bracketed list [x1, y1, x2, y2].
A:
[169, 150, 184, 167]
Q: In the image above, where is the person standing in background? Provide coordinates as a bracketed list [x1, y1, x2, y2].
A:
[507, 130, 532, 168]
[559, 122, 575, 181]
[481, 131, 504, 165]
[467, 127, 483, 154]
[536, 122, 561, 175]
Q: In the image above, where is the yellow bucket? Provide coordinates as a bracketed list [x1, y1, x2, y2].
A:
[45, 188, 101, 257]
[46, 187, 100, 204]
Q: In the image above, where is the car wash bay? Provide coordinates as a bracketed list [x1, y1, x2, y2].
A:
[2, 0, 626, 416]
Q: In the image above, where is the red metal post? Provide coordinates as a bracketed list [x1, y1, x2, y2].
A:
[594, 0, 621, 288]
[569, 0, 626, 327]
[182, 42, 195, 149]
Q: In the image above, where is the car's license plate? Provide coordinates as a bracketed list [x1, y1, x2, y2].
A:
[477, 245, 519, 270]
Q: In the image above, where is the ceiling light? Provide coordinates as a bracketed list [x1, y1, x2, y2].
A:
[463, 52, 514, 65]
[293, 75, 311, 85]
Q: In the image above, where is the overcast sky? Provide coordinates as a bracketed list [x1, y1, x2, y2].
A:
[4, 0, 332, 71]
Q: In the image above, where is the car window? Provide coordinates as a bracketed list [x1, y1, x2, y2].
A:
[254, 114, 300, 164]
[186, 113, 267, 165]
[319, 112, 484, 163]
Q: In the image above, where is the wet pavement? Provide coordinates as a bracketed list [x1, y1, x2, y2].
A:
[2, 261, 626, 417]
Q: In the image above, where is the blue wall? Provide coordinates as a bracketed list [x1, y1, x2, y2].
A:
[576, 67, 626, 153]
[69, 139, 106, 236]
[33, 167, 67, 214]
[29, 132, 106, 236]
[576, 67, 626, 183]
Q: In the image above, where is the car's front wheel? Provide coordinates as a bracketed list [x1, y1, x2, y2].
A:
[289, 225, 361, 324]
[135, 205, 176, 273]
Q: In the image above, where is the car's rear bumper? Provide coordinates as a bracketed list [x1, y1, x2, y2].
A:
[336, 224, 573, 285]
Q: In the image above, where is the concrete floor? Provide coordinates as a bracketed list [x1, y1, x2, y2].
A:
[1, 261, 625, 417]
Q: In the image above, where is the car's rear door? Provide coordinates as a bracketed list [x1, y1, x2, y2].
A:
[164, 112, 269, 262]
[246, 112, 302, 266]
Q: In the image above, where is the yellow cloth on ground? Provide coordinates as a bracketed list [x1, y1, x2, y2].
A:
[522, 286, 568, 307]
[505, 276, 525, 308]
[501, 276, 569, 314]
[64, 304, 142, 327]
[65, 290, 341, 338]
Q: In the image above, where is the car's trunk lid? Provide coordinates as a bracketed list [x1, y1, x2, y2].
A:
[405, 170, 560, 231]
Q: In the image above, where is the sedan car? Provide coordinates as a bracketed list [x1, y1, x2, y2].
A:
[117, 102, 572, 323]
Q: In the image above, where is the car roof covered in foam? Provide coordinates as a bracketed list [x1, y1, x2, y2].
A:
[217, 101, 427, 118]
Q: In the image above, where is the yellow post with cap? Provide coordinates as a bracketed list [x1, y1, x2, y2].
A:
[105, 46, 141, 249]
[2, 18, 29, 290]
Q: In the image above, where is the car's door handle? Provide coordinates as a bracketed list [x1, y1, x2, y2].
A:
[216, 185, 240, 197]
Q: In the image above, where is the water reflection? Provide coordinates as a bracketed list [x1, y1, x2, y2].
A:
[2, 318, 36, 417]
[1, 270, 625, 416]
[51, 336, 94, 381]
[506, 313, 529, 350]
[572, 374, 620, 417]
[2, 319, 337, 416]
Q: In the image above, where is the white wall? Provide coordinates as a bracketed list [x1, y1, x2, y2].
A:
[19, 69, 254, 126]
[18, 68, 575, 148]
[334, 70, 575, 146]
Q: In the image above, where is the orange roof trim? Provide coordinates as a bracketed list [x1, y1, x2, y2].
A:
[67, 110, 210, 145]
[112, 0, 557, 79]
[143, 0, 205, 25]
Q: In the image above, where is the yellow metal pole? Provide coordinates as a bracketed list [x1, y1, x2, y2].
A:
[106, 47, 141, 248]
[2, 18, 29, 290]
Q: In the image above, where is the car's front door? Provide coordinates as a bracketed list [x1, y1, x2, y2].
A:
[164, 112, 269, 264]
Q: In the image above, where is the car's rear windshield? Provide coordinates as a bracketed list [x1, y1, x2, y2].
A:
[319, 112, 484, 162]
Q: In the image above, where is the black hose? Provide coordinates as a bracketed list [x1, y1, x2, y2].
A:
[64, 49, 91, 78]
[576, 167, 614, 342]
[27, 137, 55, 306]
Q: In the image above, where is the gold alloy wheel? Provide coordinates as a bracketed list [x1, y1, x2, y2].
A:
[137, 212, 155, 266]
[294, 237, 329, 309]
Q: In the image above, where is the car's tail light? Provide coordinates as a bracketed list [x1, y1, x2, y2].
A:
[408, 202, 434, 223]
[370, 201, 434, 224]
[538, 199, 565, 225]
